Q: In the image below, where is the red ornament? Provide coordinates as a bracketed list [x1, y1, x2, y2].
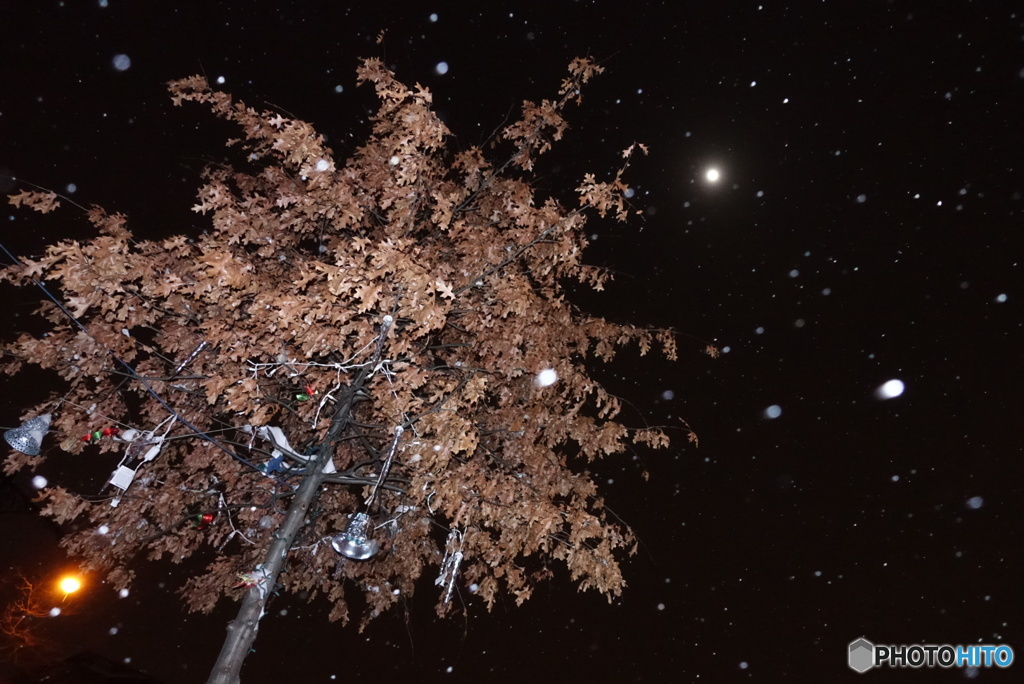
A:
[102, 427, 119, 437]
[195, 512, 216, 530]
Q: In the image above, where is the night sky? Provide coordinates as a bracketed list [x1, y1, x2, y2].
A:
[2, 2, 1022, 682]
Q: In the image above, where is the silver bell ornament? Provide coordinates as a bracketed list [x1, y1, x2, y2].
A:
[331, 512, 379, 560]
[4, 413, 52, 456]
[330, 424, 402, 562]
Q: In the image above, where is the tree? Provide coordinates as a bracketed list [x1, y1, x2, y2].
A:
[1, 57, 698, 683]
[0, 573, 64, 667]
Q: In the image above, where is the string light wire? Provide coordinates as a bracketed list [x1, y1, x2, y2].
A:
[0, 239, 260, 471]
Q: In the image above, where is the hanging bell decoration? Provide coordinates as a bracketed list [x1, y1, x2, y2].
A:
[331, 512, 379, 560]
[4, 414, 52, 456]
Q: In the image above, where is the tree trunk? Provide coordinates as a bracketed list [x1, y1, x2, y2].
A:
[206, 367, 369, 684]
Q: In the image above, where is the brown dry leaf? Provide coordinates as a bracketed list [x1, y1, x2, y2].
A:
[0, 55, 709, 641]
[8, 190, 60, 213]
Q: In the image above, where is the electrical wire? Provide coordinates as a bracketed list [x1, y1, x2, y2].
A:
[0, 239, 262, 472]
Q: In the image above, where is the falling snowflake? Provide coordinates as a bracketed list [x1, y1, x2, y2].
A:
[535, 368, 558, 387]
[875, 379, 905, 399]
[112, 54, 131, 71]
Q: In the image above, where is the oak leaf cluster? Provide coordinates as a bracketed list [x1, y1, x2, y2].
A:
[1, 57, 687, 628]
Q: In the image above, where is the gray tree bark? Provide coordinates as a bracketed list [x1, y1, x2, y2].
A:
[206, 366, 370, 684]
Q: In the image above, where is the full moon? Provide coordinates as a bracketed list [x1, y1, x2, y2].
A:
[705, 168, 721, 182]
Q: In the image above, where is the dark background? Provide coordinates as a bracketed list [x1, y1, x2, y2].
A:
[2, 1, 1021, 682]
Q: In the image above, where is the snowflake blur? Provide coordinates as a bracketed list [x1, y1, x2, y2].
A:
[875, 379, 905, 399]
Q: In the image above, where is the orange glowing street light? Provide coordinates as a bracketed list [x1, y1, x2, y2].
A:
[58, 575, 82, 597]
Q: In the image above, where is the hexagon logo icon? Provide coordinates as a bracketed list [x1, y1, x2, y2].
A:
[849, 638, 875, 673]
